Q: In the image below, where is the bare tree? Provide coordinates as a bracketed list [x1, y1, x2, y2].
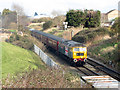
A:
[12, 3, 25, 16]
[52, 15, 66, 28]
[2, 9, 17, 29]
[12, 3, 29, 31]
[51, 10, 65, 28]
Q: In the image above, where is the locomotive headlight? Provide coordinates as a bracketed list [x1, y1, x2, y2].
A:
[74, 53, 76, 55]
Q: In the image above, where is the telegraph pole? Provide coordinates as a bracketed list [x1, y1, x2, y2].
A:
[0, 12, 2, 29]
[0, 12, 2, 90]
[17, 11, 19, 31]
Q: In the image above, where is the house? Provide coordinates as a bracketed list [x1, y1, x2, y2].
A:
[106, 9, 119, 21]
[101, 9, 120, 27]
[29, 12, 50, 19]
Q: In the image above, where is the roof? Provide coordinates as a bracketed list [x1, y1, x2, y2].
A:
[32, 30, 66, 42]
[32, 30, 86, 47]
[63, 40, 86, 47]
[82, 75, 119, 88]
[106, 9, 117, 15]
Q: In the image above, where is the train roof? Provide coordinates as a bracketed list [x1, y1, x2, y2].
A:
[32, 30, 86, 47]
[32, 30, 66, 42]
[63, 40, 86, 47]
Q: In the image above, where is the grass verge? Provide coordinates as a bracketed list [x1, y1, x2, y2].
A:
[2, 42, 45, 78]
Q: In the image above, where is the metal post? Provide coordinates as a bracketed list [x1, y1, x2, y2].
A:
[63, 22, 68, 30]
[17, 11, 19, 31]
[0, 12, 2, 90]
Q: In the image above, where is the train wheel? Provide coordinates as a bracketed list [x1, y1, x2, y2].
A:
[70, 59, 76, 67]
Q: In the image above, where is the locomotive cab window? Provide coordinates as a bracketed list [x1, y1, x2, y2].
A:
[74, 48, 79, 51]
[80, 47, 87, 51]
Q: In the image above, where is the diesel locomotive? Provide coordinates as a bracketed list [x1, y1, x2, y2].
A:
[31, 30, 87, 66]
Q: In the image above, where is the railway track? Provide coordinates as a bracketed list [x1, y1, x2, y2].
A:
[75, 66, 99, 76]
[37, 42, 120, 81]
[87, 57, 120, 81]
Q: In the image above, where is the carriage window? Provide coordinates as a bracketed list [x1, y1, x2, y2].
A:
[74, 48, 79, 51]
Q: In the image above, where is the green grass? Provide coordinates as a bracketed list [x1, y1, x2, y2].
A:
[2, 42, 45, 78]
[8, 30, 16, 32]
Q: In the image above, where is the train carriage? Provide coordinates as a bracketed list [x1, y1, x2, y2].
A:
[47, 38, 58, 50]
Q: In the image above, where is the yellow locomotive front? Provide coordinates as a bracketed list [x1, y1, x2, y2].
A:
[72, 47, 87, 64]
[60, 40, 87, 66]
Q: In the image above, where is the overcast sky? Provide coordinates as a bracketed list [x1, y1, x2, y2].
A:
[0, 0, 120, 16]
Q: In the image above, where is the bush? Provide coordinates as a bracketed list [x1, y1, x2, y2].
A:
[7, 34, 34, 51]
[15, 34, 20, 40]
[72, 36, 87, 43]
[9, 36, 15, 42]
[111, 17, 120, 35]
[72, 27, 113, 44]
[2, 68, 91, 88]
[57, 33, 63, 37]
[87, 33, 95, 39]
[43, 21, 53, 30]
[12, 41, 24, 48]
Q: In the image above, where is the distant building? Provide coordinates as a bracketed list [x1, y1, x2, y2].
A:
[34, 12, 38, 16]
[29, 12, 50, 19]
[101, 9, 120, 27]
[106, 9, 119, 21]
[119, 1, 120, 17]
[101, 13, 108, 23]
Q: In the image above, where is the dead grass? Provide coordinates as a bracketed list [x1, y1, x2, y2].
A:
[0, 33, 11, 42]
[2, 68, 91, 88]
[93, 35, 111, 43]
[86, 35, 111, 47]
[100, 46, 115, 54]
[28, 23, 43, 30]
[43, 27, 57, 33]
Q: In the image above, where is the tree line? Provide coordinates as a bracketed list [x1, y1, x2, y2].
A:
[65, 9, 101, 28]
[1, 4, 29, 31]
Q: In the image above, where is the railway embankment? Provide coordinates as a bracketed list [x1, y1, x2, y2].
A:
[2, 31, 90, 88]
[72, 27, 120, 72]
[2, 42, 46, 79]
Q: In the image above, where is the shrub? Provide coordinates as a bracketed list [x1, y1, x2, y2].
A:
[87, 33, 94, 39]
[72, 36, 87, 43]
[15, 34, 20, 40]
[7, 34, 34, 51]
[57, 33, 63, 37]
[9, 36, 15, 43]
[43, 21, 52, 30]
[111, 17, 120, 35]
[72, 27, 113, 44]
[2, 68, 90, 88]
[12, 41, 24, 48]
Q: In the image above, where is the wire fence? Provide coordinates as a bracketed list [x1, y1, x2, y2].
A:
[34, 44, 59, 69]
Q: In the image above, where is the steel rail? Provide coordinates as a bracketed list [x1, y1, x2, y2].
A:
[75, 66, 99, 76]
[87, 57, 120, 81]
